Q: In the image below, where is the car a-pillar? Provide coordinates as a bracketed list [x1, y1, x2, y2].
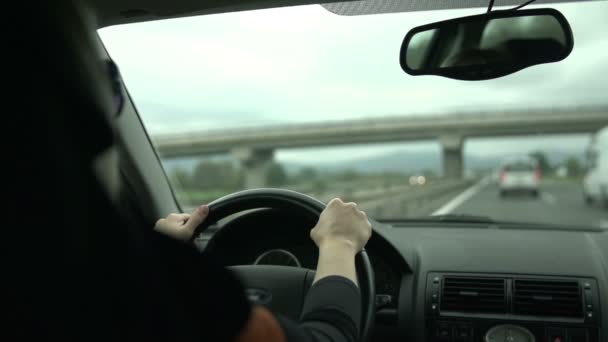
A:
[232, 147, 274, 188]
[440, 135, 464, 179]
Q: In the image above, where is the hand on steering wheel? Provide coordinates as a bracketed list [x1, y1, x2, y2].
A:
[311, 198, 372, 285]
[154, 204, 209, 241]
[155, 198, 373, 252]
[311, 198, 372, 252]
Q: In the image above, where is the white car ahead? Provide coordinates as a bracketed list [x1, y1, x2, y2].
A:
[499, 157, 541, 197]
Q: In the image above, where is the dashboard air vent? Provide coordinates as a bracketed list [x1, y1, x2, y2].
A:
[441, 277, 506, 313]
[513, 279, 582, 317]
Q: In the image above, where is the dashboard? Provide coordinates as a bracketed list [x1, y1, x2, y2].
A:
[196, 208, 608, 342]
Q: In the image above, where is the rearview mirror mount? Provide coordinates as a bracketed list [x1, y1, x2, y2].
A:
[400, 8, 574, 81]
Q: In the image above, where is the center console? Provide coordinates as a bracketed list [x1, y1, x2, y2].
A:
[425, 273, 602, 342]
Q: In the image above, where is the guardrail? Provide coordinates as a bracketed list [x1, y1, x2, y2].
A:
[356, 179, 473, 218]
[286, 178, 473, 218]
[179, 178, 474, 218]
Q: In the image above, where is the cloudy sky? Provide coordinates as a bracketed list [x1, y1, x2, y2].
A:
[99, 1, 607, 163]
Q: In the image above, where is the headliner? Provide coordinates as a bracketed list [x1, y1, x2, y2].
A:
[87, 0, 595, 28]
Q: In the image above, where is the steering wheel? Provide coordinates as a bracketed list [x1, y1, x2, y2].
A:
[191, 188, 375, 342]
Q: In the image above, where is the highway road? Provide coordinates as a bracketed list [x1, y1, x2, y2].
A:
[180, 178, 607, 229]
[435, 179, 608, 229]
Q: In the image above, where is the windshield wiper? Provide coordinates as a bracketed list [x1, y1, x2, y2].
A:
[399, 214, 495, 224]
[430, 214, 495, 223]
[384, 216, 604, 231]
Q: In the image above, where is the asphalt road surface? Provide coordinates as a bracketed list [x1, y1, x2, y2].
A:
[437, 179, 608, 229]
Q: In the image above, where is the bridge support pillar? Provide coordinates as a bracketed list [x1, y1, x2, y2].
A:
[232, 148, 274, 188]
[440, 135, 463, 179]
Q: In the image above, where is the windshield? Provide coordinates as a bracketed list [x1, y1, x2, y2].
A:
[99, 2, 608, 229]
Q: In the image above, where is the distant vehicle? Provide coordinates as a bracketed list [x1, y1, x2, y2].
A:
[555, 165, 568, 178]
[498, 156, 541, 197]
[583, 126, 608, 207]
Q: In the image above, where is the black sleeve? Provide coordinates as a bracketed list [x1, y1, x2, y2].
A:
[126, 229, 252, 342]
[129, 229, 362, 342]
[277, 276, 361, 342]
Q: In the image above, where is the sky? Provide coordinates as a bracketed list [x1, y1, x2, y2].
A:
[99, 1, 607, 164]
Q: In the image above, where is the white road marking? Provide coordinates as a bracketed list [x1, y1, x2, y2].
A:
[599, 220, 608, 229]
[541, 192, 557, 205]
[432, 177, 491, 216]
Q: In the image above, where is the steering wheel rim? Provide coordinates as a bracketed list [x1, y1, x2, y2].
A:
[193, 188, 375, 342]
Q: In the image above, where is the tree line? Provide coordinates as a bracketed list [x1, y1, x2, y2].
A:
[168, 159, 420, 192]
[528, 151, 583, 177]
[170, 160, 289, 190]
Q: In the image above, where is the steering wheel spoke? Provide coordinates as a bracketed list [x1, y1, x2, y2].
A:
[229, 265, 315, 321]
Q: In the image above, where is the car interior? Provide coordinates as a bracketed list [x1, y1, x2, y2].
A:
[10, 1, 607, 342]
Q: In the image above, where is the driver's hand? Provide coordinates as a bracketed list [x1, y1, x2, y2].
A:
[310, 198, 372, 252]
[154, 204, 209, 241]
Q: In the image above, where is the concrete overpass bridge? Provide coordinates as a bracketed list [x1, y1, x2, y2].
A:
[152, 107, 608, 187]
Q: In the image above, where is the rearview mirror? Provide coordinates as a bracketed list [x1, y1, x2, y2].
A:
[400, 8, 573, 80]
